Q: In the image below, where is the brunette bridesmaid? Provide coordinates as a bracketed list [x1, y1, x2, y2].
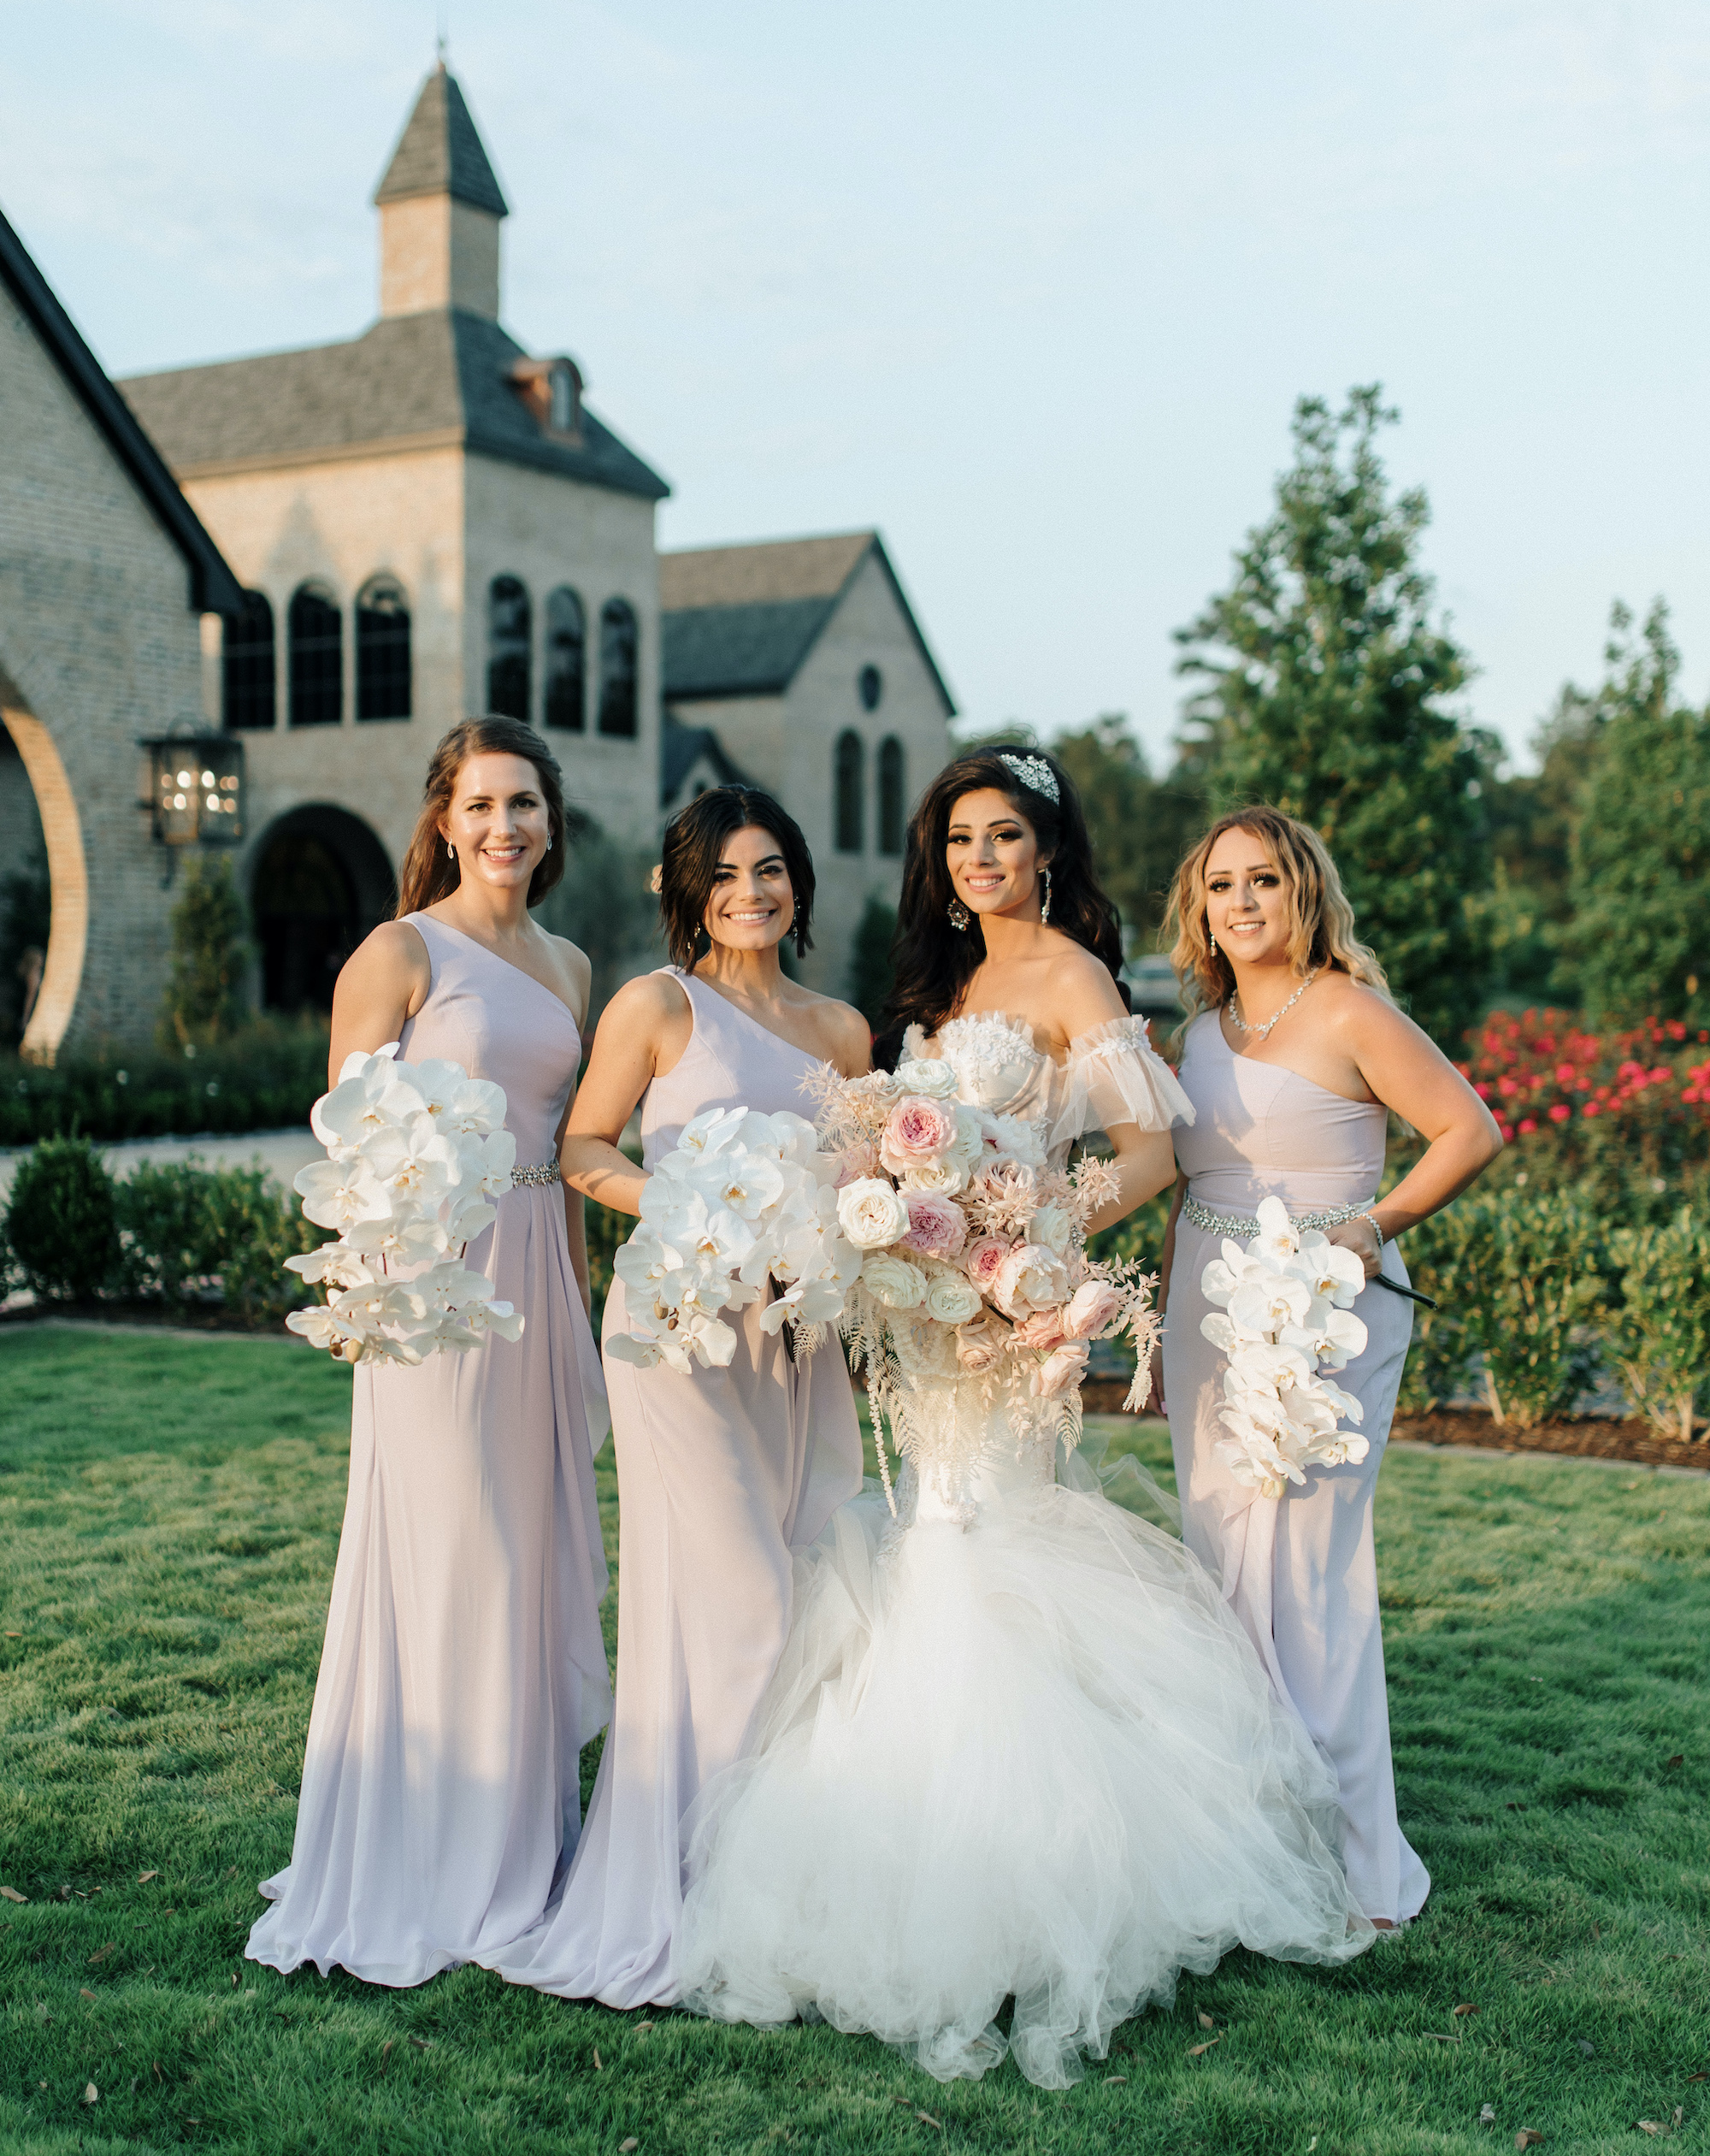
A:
[486, 786, 869, 2007]
[247, 718, 611, 1986]
[1153, 806, 1501, 1929]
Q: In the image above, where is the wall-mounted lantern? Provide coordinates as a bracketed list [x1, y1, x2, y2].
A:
[139, 731, 245, 847]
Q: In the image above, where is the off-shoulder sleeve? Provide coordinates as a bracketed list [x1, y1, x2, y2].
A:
[1051, 1014, 1194, 1147]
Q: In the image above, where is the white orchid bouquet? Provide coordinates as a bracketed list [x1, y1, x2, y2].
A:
[1199, 1195, 1371, 1500]
[285, 1044, 524, 1365]
[605, 1106, 864, 1374]
[807, 1054, 1162, 1510]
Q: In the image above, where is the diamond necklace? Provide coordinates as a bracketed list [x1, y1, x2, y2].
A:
[1226, 967, 1320, 1041]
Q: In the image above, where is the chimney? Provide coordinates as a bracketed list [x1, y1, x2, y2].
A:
[374, 66, 508, 320]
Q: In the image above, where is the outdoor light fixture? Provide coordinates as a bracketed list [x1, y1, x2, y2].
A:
[139, 731, 246, 847]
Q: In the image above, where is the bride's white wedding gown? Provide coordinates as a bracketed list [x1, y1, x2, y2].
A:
[675, 1014, 1372, 2089]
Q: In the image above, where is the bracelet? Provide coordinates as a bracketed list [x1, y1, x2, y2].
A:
[1362, 1211, 1384, 1248]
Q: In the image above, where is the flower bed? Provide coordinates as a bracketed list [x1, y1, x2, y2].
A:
[1391, 1409, 1707, 1474]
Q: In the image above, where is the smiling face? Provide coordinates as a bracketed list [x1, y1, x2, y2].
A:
[704, 824, 794, 954]
[946, 788, 1047, 921]
[438, 752, 552, 894]
[1202, 826, 1294, 967]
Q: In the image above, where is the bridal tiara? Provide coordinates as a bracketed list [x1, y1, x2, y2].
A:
[998, 753, 1059, 806]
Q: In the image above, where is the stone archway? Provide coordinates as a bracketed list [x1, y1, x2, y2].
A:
[251, 804, 397, 1014]
[0, 700, 87, 1065]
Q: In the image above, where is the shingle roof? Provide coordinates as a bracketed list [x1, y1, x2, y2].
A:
[660, 712, 753, 804]
[375, 67, 508, 217]
[660, 531, 954, 713]
[0, 204, 241, 616]
[119, 310, 670, 501]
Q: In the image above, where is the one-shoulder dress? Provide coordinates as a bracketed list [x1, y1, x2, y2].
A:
[1161, 1010, 1429, 1925]
[675, 1013, 1372, 2090]
[246, 913, 612, 1986]
[484, 966, 865, 2007]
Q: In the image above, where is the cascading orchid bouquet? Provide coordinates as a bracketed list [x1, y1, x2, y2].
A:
[605, 1106, 864, 1374]
[284, 1043, 525, 1365]
[806, 1054, 1162, 1510]
[1199, 1195, 1371, 1500]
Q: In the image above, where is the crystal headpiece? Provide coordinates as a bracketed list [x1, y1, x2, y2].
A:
[998, 752, 1059, 806]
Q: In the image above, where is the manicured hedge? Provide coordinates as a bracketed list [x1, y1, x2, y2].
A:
[0, 1019, 330, 1146]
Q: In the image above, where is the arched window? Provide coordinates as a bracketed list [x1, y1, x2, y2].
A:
[877, 735, 905, 856]
[224, 590, 275, 730]
[545, 587, 586, 731]
[834, 729, 864, 854]
[356, 575, 411, 721]
[288, 583, 343, 728]
[598, 598, 639, 738]
[858, 664, 883, 712]
[487, 575, 532, 720]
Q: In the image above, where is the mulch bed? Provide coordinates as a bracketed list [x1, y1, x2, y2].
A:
[1389, 1407, 1707, 1473]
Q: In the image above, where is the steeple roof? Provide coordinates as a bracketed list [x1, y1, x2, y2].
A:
[374, 66, 508, 217]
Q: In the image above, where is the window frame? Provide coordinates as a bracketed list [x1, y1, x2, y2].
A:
[287, 582, 344, 729]
[355, 573, 412, 724]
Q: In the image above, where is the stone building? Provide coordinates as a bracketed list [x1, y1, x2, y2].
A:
[0, 205, 239, 1060]
[0, 63, 953, 1048]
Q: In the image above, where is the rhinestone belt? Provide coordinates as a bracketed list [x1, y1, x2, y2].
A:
[510, 1161, 563, 1187]
[1182, 1191, 1375, 1240]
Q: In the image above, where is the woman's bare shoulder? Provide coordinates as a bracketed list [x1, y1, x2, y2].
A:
[1047, 945, 1129, 1033]
[348, 919, 430, 982]
[798, 991, 872, 1072]
[540, 931, 593, 1008]
[597, 966, 688, 1033]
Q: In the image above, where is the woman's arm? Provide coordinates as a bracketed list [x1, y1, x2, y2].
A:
[327, 923, 432, 1088]
[562, 974, 691, 1220]
[1147, 1171, 1188, 1417]
[1320, 988, 1504, 1279]
[1082, 1123, 1178, 1237]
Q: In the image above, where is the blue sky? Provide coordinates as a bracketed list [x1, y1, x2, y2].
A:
[3, 1, 1707, 771]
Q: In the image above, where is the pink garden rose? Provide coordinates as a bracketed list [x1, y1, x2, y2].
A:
[992, 1241, 1070, 1320]
[962, 1236, 1011, 1295]
[831, 1139, 878, 1190]
[899, 1190, 968, 1261]
[1011, 1305, 1067, 1350]
[955, 1311, 1011, 1373]
[1030, 1340, 1090, 1397]
[880, 1095, 958, 1177]
[1060, 1279, 1122, 1339]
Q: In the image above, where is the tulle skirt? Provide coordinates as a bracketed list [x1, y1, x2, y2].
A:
[675, 1460, 1372, 2088]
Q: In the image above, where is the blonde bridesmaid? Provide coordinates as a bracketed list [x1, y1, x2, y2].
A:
[1155, 806, 1501, 1929]
[486, 786, 870, 2007]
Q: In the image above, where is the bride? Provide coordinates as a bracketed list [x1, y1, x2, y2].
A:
[674, 748, 1373, 2088]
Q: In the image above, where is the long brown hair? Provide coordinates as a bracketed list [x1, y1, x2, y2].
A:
[884, 747, 1127, 1046]
[657, 787, 816, 972]
[1165, 804, 1390, 1033]
[396, 718, 582, 917]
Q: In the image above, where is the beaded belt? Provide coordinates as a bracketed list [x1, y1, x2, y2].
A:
[1182, 1191, 1375, 1240]
[510, 1161, 563, 1187]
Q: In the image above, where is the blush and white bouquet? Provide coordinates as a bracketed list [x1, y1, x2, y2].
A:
[285, 1043, 524, 1365]
[605, 1106, 863, 1374]
[808, 1054, 1162, 1509]
[1199, 1195, 1370, 1500]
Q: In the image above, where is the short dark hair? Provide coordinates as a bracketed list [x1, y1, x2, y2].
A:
[658, 787, 816, 973]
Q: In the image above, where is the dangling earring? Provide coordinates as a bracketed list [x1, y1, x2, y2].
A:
[947, 898, 970, 931]
[1208, 929, 1216, 955]
[1039, 866, 1052, 925]
[447, 842, 457, 859]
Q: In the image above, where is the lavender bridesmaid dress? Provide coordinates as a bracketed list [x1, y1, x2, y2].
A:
[486, 966, 865, 2007]
[1161, 1011, 1430, 1926]
[246, 913, 612, 1986]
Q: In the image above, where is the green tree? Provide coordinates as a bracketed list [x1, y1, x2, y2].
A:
[1565, 599, 1710, 1027]
[158, 856, 250, 1050]
[846, 894, 898, 1033]
[1175, 385, 1489, 1045]
[1051, 716, 1206, 952]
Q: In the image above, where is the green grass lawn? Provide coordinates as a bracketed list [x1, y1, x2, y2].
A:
[0, 1326, 1706, 2155]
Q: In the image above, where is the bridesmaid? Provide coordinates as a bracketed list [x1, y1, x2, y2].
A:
[247, 717, 611, 1986]
[1154, 806, 1501, 1929]
[486, 786, 869, 2007]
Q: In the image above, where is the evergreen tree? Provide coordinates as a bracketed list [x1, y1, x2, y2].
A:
[1566, 600, 1710, 1027]
[158, 856, 250, 1049]
[1175, 386, 1489, 1045]
[847, 894, 898, 1033]
[1051, 715, 1206, 952]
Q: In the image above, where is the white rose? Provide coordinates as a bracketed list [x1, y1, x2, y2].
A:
[899, 1157, 967, 1196]
[993, 1241, 1070, 1319]
[836, 1176, 911, 1249]
[893, 1056, 959, 1100]
[862, 1252, 928, 1308]
[1030, 1203, 1074, 1256]
[924, 1270, 982, 1325]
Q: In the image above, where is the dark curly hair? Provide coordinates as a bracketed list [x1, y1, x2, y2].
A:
[657, 786, 816, 973]
[882, 747, 1128, 1048]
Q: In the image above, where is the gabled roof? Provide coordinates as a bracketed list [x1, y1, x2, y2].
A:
[660, 531, 955, 713]
[0, 204, 241, 616]
[120, 310, 670, 501]
[661, 711, 753, 806]
[375, 67, 508, 217]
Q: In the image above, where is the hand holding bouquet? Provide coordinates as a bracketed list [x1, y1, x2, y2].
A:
[1199, 1196, 1370, 1500]
[285, 1044, 524, 1365]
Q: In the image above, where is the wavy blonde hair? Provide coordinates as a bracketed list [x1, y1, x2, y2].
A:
[1165, 805, 1390, 1037]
